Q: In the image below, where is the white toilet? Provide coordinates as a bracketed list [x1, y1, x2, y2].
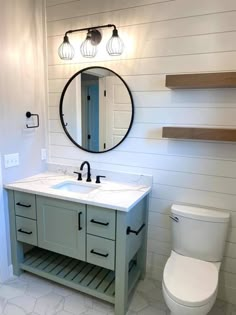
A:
[162, 204, 230, 315]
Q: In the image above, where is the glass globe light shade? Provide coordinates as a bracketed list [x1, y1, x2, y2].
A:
[80, 32, 97, 58]
[58, 35, 75, 60]
[106, 29, 124, 56]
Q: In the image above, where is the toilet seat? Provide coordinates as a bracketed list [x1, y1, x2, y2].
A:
[163, 251, 218, 308]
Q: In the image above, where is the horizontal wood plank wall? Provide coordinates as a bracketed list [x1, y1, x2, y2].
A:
[45, 0, 236, 304]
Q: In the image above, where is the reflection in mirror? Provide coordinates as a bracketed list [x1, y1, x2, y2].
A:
[60, 67, 134, 153]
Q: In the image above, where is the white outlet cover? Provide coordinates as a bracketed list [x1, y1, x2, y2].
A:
[41, 149, 47, 161]
[4, 153, 19, 168]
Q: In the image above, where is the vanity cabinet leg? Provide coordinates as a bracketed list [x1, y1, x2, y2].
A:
[12, 242, 24, 276]
[137, 196, 149, 280]
[137, 237, 147, 280]
[8, 191, 24, 276]
[115, 211, 129, 315]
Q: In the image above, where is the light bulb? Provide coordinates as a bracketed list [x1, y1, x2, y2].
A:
[80, 31, 97, 58]
[106, 28, 124, 56]
[58, 35, 75, 60]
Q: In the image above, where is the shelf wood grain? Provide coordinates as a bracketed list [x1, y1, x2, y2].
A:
[166, 72, 236, 89]
[162, 127, 236, 142]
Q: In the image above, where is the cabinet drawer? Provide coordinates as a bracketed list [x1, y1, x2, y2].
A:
[87, 205, 116, 240]
[14, 191, 36, 220]
[87, 234, 115, 271]
[16, 216, 37, 246]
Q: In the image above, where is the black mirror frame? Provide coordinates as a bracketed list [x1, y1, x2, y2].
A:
[59, 66, 134, 153]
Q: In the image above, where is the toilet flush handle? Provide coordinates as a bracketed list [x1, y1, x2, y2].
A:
[169, 216, 179, 223]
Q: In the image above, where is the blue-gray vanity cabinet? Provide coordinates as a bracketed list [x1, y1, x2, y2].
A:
[7, 189, 149, 315]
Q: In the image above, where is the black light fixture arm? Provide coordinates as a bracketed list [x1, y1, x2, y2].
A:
[64, 24, 117, 37]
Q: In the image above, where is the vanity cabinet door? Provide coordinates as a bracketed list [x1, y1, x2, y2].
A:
[37, 196, 86, 261]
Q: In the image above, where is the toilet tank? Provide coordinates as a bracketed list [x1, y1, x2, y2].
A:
[171, 204, 230, 262]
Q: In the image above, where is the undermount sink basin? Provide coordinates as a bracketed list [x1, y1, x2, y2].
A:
[52, 181, 98, 194]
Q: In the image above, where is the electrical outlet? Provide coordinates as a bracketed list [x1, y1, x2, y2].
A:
[4, 153, 19, 168]
[41, 148, 47, 161]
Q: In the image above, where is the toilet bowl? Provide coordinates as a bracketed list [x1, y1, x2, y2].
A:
[162, 251, 219, 315]
[161, 204, 230, 315]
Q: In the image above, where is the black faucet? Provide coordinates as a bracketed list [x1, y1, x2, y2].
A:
[80, 161, 91, 182]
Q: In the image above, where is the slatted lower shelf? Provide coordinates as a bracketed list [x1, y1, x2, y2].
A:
[20, 247, 140, 304]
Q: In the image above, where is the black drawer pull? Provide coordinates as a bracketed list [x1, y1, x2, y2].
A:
[16, 202, 31, 208]
[78, 212, 82, 231]
[90, 249, 109, 258]
[90, 219, 109, 226]
[18, 229, 32, 235]
[127, 223, 145, 235]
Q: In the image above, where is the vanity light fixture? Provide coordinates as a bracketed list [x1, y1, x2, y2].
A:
[106, 28, 124, 56]
[58, 24, 124, 60]
[58, 34, 75, 60]
[80, 30, 98, 58]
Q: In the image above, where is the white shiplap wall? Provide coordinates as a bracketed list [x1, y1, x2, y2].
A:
[45, 0, 236, 304]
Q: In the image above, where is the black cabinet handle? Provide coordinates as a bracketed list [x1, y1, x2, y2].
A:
[16, 202, 31, 208]
[127, 223, 145, 235]
[90, 249, 109, 258]
[78, 212, 82, 230]
[18, 229, 32, 235]
[90, 219, 109, 226]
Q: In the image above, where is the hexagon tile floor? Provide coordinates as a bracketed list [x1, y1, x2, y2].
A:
[0, 272, 235, 315]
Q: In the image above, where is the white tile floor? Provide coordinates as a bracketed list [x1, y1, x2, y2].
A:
[0, 272, 235, 315]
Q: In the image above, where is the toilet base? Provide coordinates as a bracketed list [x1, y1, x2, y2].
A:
[162, 282, 217, 315]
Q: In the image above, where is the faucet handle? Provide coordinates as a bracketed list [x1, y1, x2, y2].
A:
[95, 175, 106, 184]
[74, 171, 82, 181]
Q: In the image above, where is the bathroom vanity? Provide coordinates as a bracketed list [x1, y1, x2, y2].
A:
[5, 171, 151, 315]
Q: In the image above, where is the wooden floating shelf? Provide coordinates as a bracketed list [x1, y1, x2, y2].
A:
[21, 247, 139, 303]
[166, 72, 236, 89]
[162, 127, 236, 142]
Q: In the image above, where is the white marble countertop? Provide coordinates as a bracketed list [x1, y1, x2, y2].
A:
[4, 171, 151, 211]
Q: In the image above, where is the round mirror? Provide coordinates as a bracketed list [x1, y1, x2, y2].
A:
[60, 66, 134, 153]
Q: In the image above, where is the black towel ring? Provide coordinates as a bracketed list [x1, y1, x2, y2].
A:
[26, 111, 39, 128]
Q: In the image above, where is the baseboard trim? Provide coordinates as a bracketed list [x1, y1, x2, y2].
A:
[8, 264, 13, 279]
[218, 285, 236, 305]
[0, 264, 13, 283]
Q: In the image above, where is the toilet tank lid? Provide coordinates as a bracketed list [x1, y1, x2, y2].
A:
[171, 204, 230, 223]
